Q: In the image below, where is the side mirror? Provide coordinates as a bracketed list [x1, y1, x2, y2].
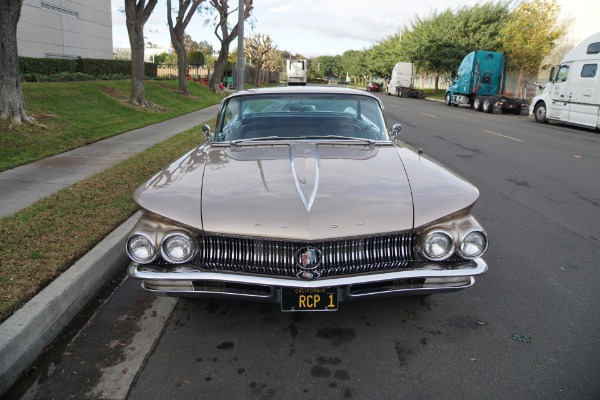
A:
[202, 124, 213, 142]
[390, 123, 402, 139]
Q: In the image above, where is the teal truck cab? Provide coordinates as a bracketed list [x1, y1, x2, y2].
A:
[445, 51, 528, 115]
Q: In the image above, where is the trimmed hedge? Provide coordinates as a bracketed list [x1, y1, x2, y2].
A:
[19, 57, 158, 78]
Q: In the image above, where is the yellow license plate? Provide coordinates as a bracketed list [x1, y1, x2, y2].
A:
[281, 287, 338, 311]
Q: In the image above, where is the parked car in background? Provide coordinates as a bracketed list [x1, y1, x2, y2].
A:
[125, 87, 488, 311]
[367, 82, 381, 92]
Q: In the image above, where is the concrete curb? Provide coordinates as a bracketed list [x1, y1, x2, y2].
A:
[0, 211, 142, 395]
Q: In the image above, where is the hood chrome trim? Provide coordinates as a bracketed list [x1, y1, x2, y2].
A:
[290, 143, 320, 212]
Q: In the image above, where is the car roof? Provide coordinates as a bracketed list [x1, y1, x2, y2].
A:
[226, 85, 379, 100]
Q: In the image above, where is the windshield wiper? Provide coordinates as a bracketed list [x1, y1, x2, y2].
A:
[230, 136, 288, 146]
[299, 135, 376, 146]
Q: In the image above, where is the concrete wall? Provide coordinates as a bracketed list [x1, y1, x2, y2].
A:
[17, 0, 113, 59]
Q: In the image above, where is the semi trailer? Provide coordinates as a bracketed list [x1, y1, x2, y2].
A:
[386, 62, 424, 98]
[286, 59, 307, 86]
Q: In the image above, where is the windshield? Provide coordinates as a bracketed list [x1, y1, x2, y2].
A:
[214, 93, 388, 142]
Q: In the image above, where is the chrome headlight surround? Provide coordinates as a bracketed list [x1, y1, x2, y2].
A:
[418, 231, 455, 261]
[126, 233, 158, 264]
[160, 231, 197, 264]
[457, 230, 488, 259]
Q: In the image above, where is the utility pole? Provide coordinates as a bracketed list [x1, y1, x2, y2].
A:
[236, 0, 245, 91]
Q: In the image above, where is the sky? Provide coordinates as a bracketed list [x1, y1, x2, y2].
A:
[111, 0, 600, 58]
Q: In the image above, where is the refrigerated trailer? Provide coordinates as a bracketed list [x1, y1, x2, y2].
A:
[530, 32, 600, 129]
[286, 59, 307, 86]
[386, 62, 424, 98]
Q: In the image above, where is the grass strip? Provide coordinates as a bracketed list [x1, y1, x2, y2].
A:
[0, 80, 222, 172]
[0, 120, 214, 323]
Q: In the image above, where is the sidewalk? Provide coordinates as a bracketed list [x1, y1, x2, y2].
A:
[0, 104, 220, 395]
[0, 104, 220, 218]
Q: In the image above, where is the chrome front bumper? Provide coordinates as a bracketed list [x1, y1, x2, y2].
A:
[128, 258, 488, 302]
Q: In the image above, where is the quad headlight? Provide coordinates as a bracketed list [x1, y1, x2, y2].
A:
[160, 232, 197, 263]
[420, 231, 454, 261]
[126, 234, 157, 264]
[458, 231, 488, 259]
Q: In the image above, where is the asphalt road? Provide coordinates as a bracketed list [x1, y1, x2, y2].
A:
[9, 94, 600, 400]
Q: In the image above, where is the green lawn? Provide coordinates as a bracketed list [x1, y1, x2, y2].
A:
[0, 120, 215, 322]
[0, 80, 223, 172]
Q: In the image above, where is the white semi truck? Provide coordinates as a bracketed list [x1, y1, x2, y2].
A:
[286, 59, 307, 86]
[386, 62, 424, 98]
[530, 32, 600, 129]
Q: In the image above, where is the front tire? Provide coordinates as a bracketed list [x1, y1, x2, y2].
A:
[445, 92, 452, 106]
[534, 102, 548, 123]
[473, 96, 483, 111]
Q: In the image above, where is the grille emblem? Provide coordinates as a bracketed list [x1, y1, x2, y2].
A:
[295, 247, 322, 279]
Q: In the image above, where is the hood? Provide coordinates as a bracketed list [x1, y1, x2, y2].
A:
[134, 142, 479, 241]
[200, 143, 414, 240]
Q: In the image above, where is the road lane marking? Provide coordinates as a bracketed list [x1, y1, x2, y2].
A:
[420, 113, 437, 118]
[483, 129, 523, 142]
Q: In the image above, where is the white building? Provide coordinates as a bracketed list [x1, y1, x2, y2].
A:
[17, 0, 113, 59]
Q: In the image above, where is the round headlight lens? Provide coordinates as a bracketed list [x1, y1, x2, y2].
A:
[126, 234, 157, 263]
[161, 233, 196, 263]
[459, 231, 487, 259]
[422, 232, 454, 261]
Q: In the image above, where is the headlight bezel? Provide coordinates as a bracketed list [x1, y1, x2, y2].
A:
[418, 230, 455, 261]
[457, 230, 488, 259]
[160, 230, 198, 264]
[126, 233, 158, 264]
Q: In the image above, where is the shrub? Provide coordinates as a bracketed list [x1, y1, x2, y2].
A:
[19, 57, 158, 79]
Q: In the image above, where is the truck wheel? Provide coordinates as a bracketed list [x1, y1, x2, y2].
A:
[482, 97, 493, 113]
[473, 96, 483, 111]
[534, 102, 548, 123]
[417, 90, 424, 99]
[445, 93, 452, 106]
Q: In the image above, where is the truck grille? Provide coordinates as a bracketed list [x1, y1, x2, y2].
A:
[165, 234, 418, 278]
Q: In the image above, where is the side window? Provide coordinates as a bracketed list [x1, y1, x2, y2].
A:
[581, 64, 597, 78]
[587, 42, 600, 54]
[556, 65, 570, 82]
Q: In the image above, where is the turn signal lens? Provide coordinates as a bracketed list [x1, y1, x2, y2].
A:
[459, 231, 487, 259]
[421, 232, 454, 261]
[161, 232, 196, 263]
[126, 234, 157, 263]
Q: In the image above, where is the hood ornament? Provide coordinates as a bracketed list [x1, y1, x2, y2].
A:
[290, 143, 320, 212]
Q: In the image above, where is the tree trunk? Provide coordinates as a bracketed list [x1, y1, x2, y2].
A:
[0, 0, 30, 124]
[173, 40, 188, 94]
[167, 0, 205, 95]
[209, 0, 253, 92]
[129, 27, 147, 105]
[515, 67, 524, 98]
[210, 45, 229, 92]
[124, 0, 158, 107]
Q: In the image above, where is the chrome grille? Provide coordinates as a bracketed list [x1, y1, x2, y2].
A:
[185, 234, 417, 277]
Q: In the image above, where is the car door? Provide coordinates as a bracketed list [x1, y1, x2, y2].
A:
[548, 63, 572, 120]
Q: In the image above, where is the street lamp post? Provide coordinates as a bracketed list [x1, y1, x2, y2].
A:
[236, 0, 245, 91]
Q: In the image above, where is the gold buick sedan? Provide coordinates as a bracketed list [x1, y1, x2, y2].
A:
[125, 86, 488, 312]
